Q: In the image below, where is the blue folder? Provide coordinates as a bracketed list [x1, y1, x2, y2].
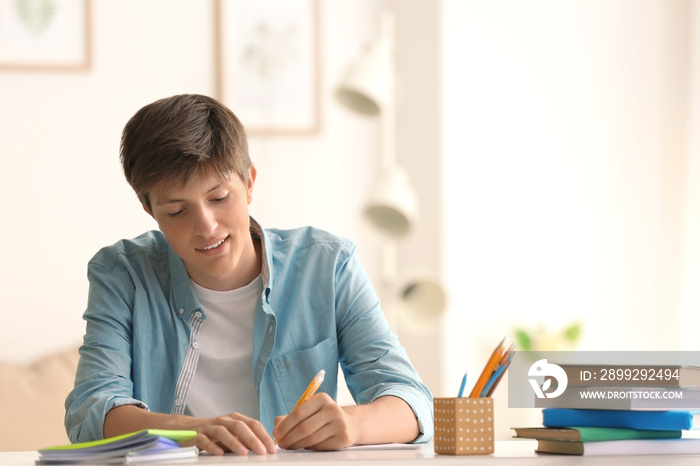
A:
[542, 408, 700, 431]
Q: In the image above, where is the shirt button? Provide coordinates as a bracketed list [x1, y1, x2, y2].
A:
[192, 342, 199, 349]
[179, 308, 184, 315]
[195, 311, 202, 318]
[175, 399, 182, 406]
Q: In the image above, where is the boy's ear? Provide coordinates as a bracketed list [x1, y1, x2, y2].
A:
[142, 203, 153, 216]
[246, 165, 257, 204]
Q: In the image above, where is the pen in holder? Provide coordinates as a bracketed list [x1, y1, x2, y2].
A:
[433, 397, 494, 455]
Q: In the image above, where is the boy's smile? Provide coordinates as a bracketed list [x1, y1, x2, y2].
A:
[147, 167, 261, 291]
[198, 237, 227, 252]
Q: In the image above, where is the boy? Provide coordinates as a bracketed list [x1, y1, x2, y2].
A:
[64, 94, 433, 455]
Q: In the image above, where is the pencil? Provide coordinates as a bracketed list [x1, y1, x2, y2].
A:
[458, 372, 468, 397]
[485, 346, 515, 397]
[486, 353, 513, 396]
[469, 338, 505, 397]
[480, 362, 506, 397]
[293, 369, 326, 410]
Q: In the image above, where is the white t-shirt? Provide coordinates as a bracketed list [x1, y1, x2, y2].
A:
[185, 275, 262, 419]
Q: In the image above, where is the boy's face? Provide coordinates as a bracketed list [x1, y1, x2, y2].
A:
[147, 167, 259, 291]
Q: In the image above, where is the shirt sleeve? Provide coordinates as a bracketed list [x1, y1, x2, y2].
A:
[64, 256, 149, 443]
[334, 245, 434, 443]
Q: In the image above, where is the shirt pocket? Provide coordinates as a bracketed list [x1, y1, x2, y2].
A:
[270, 337, 338, 411]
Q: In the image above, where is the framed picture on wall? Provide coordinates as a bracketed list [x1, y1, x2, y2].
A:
[215, 0, 321, 136]
[0, 0, 91, 70]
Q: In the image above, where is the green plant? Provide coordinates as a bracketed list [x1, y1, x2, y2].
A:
[513, 321, 582, 352]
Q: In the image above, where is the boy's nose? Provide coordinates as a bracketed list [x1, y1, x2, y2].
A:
[193, 207, 217, 237]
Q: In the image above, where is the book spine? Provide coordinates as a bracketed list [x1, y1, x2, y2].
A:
[542, 409, 693, 431]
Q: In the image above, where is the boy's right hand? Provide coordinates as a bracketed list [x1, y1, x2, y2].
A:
[186, 412, 277, 456]
[105, 405, 276, 456]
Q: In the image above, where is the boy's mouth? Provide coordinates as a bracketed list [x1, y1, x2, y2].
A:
[198, 236, 228, 251]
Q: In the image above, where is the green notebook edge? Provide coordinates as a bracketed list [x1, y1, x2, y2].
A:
[572, 427, 682, 442]
[40, 429, 197, 451]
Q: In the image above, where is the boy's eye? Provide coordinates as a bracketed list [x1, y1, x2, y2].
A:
[213, 193, 230, 202]
[168, 209, 184, 218]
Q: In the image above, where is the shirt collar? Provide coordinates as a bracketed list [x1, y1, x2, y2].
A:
[168, 246, 201, 319]
[249, 216, 273, 304]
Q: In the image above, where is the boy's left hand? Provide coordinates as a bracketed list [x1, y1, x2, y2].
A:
[272, 393, 359, 450]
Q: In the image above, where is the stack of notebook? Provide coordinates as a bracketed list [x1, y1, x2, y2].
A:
[514, 412, 700, 455]
[35, 429, 198, 464]
[513, 364, 700, 455]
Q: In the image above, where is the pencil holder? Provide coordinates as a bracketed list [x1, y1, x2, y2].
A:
[433, 397, 494, 455]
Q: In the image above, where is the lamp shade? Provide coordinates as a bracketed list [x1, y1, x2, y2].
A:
[362, 166, 418, 240]
[395, 272, 447, 332]
[335, 30, 393, 116]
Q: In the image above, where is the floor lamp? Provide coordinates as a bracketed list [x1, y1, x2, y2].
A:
[336, 12, 446, 331]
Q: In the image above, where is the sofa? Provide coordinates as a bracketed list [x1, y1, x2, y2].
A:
[0, 345, 79, 451]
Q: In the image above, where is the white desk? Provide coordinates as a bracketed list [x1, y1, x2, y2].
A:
[4, 441, 700, 465]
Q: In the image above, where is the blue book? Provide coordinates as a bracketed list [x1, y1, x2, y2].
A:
[542, 409, 700, 431]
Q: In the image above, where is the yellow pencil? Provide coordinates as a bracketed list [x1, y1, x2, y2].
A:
[293, 369, 326, 410]
[469, 338, 505, 397]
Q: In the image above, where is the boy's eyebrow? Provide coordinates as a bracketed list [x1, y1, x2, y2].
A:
[153, 183, 223, 206]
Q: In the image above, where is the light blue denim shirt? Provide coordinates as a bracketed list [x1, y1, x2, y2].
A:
[65, 218, 433, 443]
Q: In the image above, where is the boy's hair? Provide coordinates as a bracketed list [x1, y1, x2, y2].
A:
[120, 94, 251, 211]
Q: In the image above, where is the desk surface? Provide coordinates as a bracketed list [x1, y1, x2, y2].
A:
[4, 441, 700, 465]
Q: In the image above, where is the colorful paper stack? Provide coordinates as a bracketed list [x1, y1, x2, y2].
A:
[35, 429, 198, 464]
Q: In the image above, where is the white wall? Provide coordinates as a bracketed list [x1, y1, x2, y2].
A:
[681, 2, 700, 348]
[441, 0, 696, 438]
